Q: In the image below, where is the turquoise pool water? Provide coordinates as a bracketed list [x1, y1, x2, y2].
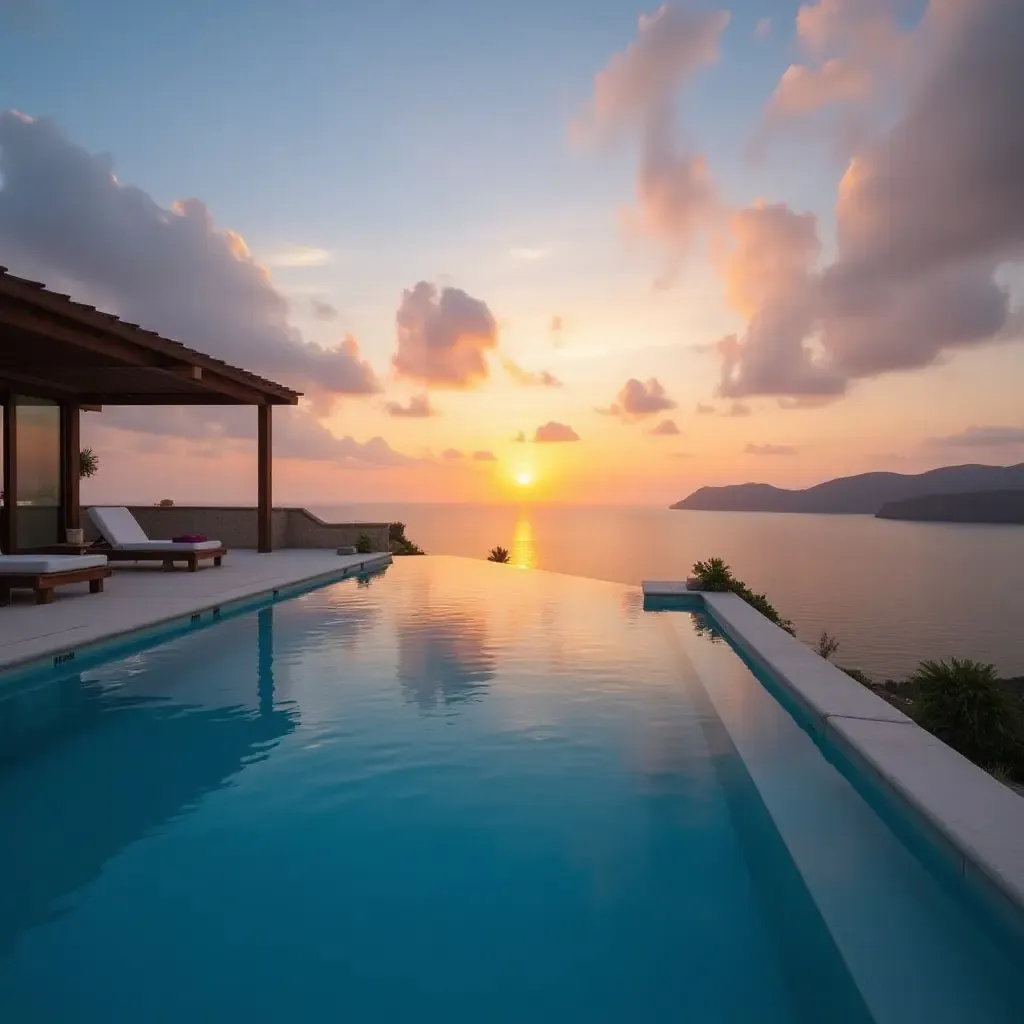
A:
[0, 557, 1021, 1022]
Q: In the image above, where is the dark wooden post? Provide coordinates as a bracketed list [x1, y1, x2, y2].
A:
[60, 402, 81, 535]
[1, 394, 15, 554]
[257, 404, 272, 552]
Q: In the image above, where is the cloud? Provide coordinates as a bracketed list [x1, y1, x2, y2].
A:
[550, 314, 565, 346]
[669, 450, 693, 459]
[311, 298, 338, 321]
[384, 394, 436, 418]
[512, 431, 526, 443]
[533, 421, 580, 443]
[721, 0, 1024, 400]
[696, 402, 716, 415]
[725, 401, 750, 417]
[0, 111, 382, 408]
[95, 405, 416, 467]
[509, 247, 548, 261]
[755, 17, 772, 39]
[924, 425, 1024, 449]
[263, 245, 333, 268]
[601, 377, 677, 419]
[745, 443, 797, 456]
[765, 0, 909, 120]
[472, 450, 498, 461]
[441, 448, 464, 460]
[648, 418, 680, 436]
[392, 280, 499, 388]
[502, 358, 562, 387]
[575, 5, 730, 278]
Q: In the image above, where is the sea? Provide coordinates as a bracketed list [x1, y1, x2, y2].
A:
[311, 503, 1024, 681]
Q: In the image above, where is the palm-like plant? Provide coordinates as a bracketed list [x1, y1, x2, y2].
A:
[690, 556, 795, 635]
[913, 658, 1022, 767]
[79, 448, 99, 479]
[691, 557, 735, 592]
[488, 546, 510, 563]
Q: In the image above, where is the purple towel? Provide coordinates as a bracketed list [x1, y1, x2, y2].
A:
[172, 534, 208, 543]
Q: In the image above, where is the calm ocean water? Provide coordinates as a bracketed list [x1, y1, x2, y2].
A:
[312, 504, 1024, 680]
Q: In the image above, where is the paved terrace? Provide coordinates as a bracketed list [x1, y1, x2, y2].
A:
[0, 550, 391, 672]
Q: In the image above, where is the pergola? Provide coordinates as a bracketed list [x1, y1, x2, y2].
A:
[0, 267, 301, 553]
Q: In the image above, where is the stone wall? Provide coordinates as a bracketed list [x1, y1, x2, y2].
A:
[80, 506, 390, 552]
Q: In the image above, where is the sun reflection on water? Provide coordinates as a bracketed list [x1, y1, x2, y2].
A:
[511, 516, 534, 569]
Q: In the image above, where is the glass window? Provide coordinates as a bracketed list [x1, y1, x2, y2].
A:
[14, 395, 61, 549]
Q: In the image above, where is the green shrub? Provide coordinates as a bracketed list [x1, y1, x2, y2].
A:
[912, 658, 1023, 768]
[355, 533, 373, 554]
[691, 557, 795, 635]
[488, 546, 510, 563]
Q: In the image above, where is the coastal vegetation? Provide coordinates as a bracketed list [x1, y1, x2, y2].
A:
[690, 556, 1024, 782]
[78, 447, 99, 479]
[488, 546, 511, 563]
[389, 522, 424, 555]
[690, 557, 795, 635]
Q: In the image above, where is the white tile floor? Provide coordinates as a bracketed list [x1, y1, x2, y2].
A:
[0, 549, 392, 671]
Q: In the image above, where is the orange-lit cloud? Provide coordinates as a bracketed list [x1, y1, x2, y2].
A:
[766, 0, 909, 120]
[745, 443, 798, 456]
[385, 394, 437, 418]
[502, 358, 562, 387]
[441, 448, 464, 460]
[472, 450, 498, 461]
[600, 377, 677, 420]
[392, 280, 499, 388]
[648, 418, 680, 436]
[533, 422, 580, 443]
[575, 5, 730, 278]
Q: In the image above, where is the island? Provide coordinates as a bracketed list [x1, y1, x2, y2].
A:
[671, 462, 1024, 515]
[876, 490, 1024, 524]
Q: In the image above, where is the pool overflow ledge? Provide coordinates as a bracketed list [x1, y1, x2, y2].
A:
[641, 578, 1024, 943]
[0, 552, 394, 689]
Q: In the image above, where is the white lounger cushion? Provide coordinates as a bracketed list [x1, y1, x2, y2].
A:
[88, 507, 221, 550]
[0, 554, 108, 574]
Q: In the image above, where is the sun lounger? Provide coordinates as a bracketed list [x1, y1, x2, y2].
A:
[87, 507, 227, 572]
[0, 554, 111, 605]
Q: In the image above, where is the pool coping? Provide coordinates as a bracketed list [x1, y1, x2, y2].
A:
[0, 552, 393, 684]
[642, 580, 1024, 927]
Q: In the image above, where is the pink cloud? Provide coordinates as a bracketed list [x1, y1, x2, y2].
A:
[648, 418, 680, 436]
[719, 0, 1024, 400]
[441, 448, 464, 460]
[533, 422, 580, 443]
[392, 281, 498, 388]
[385, 394, 436, 418]
[600, 377, 677, 420]
[472, 450, 498, 461]
[575, 5, 730, 279]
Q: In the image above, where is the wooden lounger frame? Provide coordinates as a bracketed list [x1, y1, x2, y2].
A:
[0, 565, 112, 605]
[97, 546, 227, 572]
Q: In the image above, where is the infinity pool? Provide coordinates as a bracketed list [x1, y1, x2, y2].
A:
[0, 557, 1020, 1022]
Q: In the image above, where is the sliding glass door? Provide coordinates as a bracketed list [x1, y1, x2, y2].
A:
[13, 395, 62, 549]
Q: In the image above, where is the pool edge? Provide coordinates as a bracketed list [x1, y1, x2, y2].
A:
[642, 581, 1024, 942]
[0, 553, 393, 685]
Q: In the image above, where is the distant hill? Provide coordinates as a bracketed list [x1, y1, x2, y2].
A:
[671, 463, 1024, 514]
[876, 489, 1024, 524]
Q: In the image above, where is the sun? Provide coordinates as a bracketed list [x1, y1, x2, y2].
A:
[514, 469, 534, 488]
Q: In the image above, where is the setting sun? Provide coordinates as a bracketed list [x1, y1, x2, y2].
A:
[514, 469, 534, 487]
